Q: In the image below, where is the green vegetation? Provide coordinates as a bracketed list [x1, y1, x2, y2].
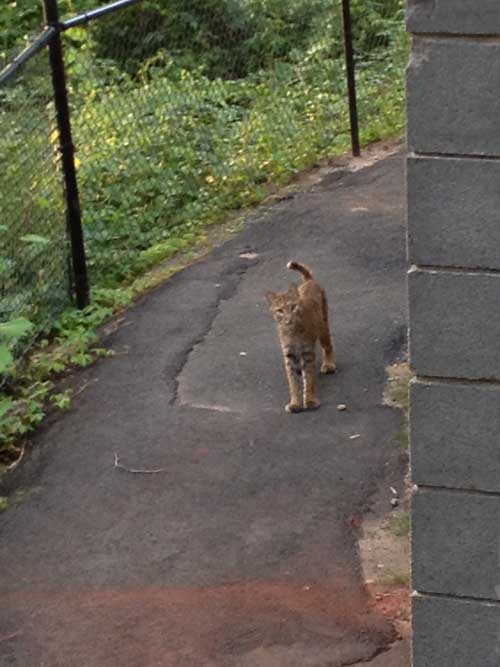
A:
[389, 511, 410, 538]
[1, 0, 404, 72]
[384, 361, 411, 450]
[384, 362, 411, 413]
[0, 317, 33, 374]
[0, 291, 126, 468]
[381, 571, 410, 587]
[0, 0, 407, 463]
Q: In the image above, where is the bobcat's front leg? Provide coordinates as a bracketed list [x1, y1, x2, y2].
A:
[302, 347, 320, 410]
[284, 348, 302, 413]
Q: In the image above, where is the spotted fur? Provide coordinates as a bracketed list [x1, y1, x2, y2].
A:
[266, 261, 336, 413]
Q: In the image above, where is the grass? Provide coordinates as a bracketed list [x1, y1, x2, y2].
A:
[391, 424, 409, 450]
[388, 511, 410, 538]
[384, 361, 411, 450]
[381, 571, 410, 587]
[384, 361, 412, 413]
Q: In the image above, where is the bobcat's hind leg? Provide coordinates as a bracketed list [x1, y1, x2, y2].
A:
[320, 291, 336, 374]
[320, 327, 336, 374]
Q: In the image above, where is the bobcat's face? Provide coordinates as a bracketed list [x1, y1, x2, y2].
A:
[270, 298, 300, 326]
[266, 284, 302, 329]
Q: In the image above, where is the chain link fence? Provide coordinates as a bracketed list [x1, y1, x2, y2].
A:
[0, 40, 71, 353]
[0, 0, 406, 361]
[352, 0, 407, 140]
[65, 0, 358, 291]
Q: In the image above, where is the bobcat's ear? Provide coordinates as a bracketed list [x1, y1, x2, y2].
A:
[265, 291, 276, 305]
[288, 283, 299, 298]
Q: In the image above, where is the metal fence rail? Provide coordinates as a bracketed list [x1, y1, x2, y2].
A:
[0, 0, 405, 359]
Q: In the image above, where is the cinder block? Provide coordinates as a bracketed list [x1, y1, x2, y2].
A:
[407, 38, 500, 156]
[407, 0, 500, 35]
[412, 488, 500, 600]
[408, 269, 500, 380]
[413, 594, 500, 667]
[408, 156, 500, 270]
[411, 379, 500, 493]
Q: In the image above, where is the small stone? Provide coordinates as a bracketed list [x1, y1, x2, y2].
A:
[349, 434, 361, 440]
[239, 352, 247, 356]
[390, 498, 399, 508]
[337, 404, 347, 411]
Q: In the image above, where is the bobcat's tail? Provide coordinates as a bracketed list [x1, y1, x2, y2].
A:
[287, 261, 313, 282]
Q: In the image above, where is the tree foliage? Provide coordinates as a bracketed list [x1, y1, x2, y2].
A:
[2, 0, 403, 76]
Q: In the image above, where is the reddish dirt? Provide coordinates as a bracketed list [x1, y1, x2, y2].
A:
[2, 579, 398, 667]
[368, 584, 411, 642]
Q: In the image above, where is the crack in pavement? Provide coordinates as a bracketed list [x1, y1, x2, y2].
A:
[169, 255, 259, 406]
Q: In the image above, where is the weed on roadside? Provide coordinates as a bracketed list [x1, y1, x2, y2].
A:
[388, 511, 410, 538]
[0, 289, 131, 468]
[380, 571, 410, 587]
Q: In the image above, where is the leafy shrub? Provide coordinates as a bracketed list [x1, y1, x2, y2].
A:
[1, 0, 406, 300]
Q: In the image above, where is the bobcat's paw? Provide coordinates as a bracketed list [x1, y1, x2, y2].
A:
[304, 398, 321, 411]
[286, 402, 302, 413]
[321, 363, 336, 374]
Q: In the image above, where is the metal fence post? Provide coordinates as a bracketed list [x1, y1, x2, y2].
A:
[43, 0, 89, 309]
[341, 0, 360, 157]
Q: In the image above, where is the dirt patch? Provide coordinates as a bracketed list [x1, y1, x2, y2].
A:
[369, 586, 411, 641]
[349, 357, 412, 664]
[360, 513, 410, 589]
[3, 579, 397, 667]
[361, 359, 411, 591]
[356, 512, 411, 664]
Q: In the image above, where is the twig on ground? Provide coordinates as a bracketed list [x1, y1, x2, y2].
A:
[113, 452, 168, 474]
[7, 445, 25, 471]
[110, 346, 130, 356]
[74, 378, 98, 397]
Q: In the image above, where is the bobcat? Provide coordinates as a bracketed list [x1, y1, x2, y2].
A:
[266, 261, 336, 413]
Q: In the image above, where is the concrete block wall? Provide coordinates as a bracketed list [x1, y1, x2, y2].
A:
[407, 2, 500, 664]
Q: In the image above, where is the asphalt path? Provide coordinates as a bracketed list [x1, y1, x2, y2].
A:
[0, 152, 407, 666]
